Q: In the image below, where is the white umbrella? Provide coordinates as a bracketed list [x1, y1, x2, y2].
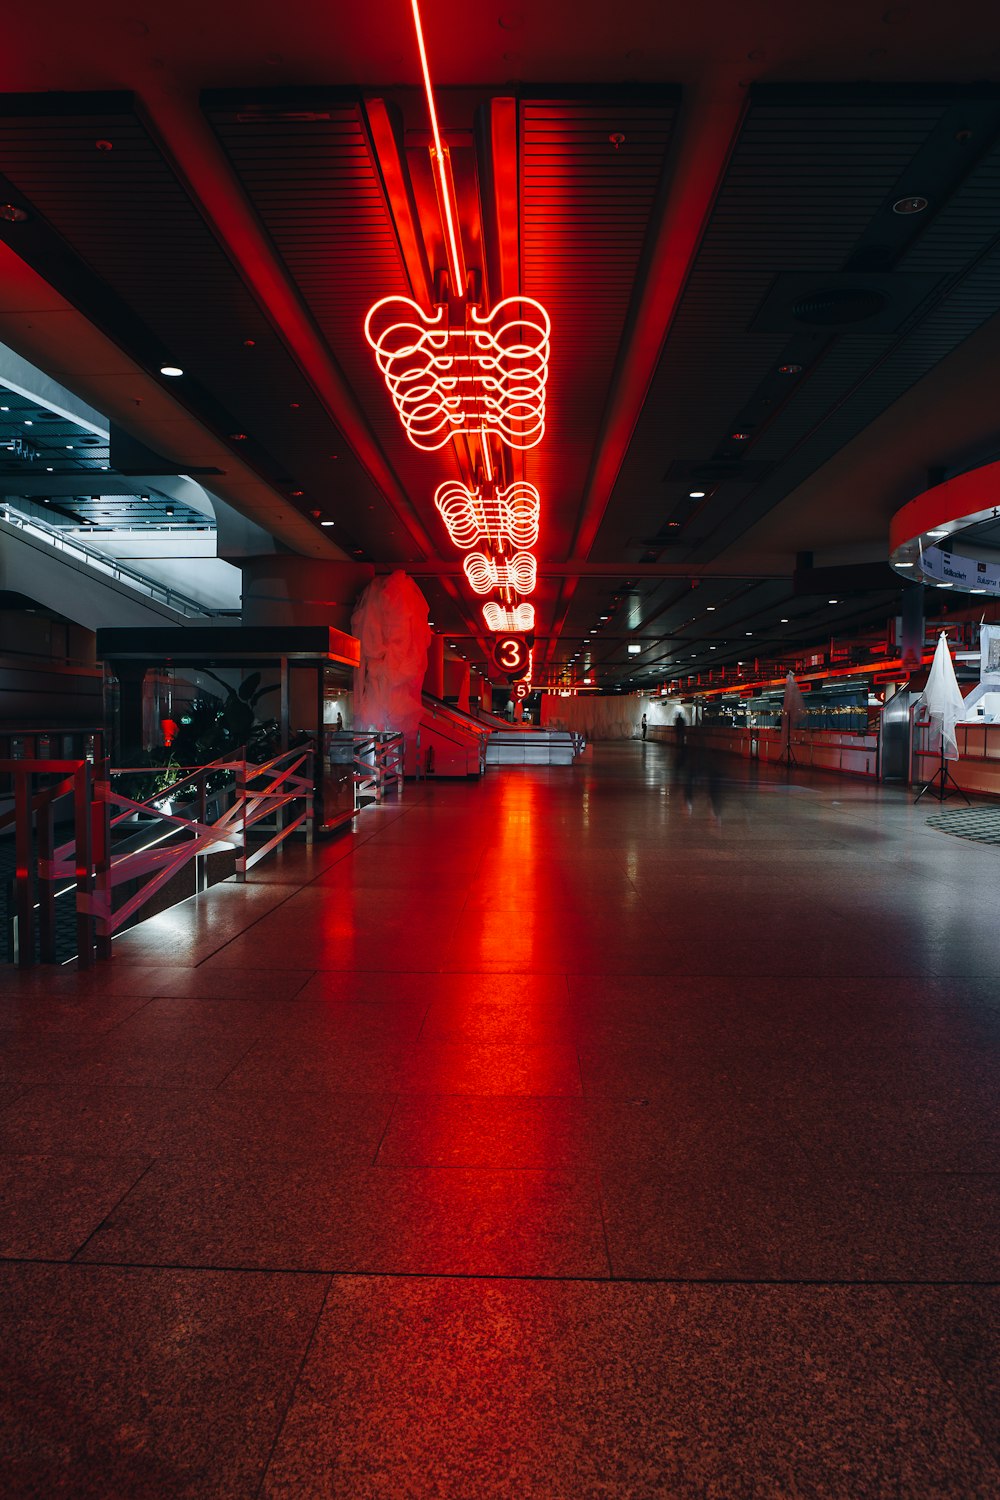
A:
[780, 671, 807, 756]
[918, 631, 965, 761]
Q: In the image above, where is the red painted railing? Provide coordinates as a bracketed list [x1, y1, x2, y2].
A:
[3, 743, 314, 967]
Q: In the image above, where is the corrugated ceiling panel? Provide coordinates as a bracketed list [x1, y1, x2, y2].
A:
[205, 101, 450, 531]
[0, 100, 401, 558]
[590, 92, 1000, 564]
[520, 96, 676, 559]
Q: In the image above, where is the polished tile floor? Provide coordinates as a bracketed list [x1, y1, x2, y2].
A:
[2, 743, 999, 1496]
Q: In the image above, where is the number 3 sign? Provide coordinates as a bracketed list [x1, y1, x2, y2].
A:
[491, 634, 530, 681]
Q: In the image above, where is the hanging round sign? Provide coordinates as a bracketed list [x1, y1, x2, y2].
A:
[491, 633, 531, 680]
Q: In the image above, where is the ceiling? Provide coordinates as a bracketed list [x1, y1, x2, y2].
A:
[2, 2, 1000, 690]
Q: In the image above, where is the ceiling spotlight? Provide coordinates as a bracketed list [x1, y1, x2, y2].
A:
[600, 615, 610, 621]
[23, 420, 32, 426]
[780, 617, 789, 623]
[320, 520, 335, 527]
[627, 643, 641, 654]
[165, 506, 174, 516]
[159, 365, 184, 378]
[745, 631, 753, 636]
[688, 489, 706, 499]
[828, 598, 839, 605]
[893, 195, 929, 215]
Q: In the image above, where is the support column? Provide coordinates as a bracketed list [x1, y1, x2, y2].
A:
[424, 633, 445, 699]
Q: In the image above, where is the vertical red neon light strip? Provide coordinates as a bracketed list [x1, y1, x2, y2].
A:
[411, 0, 466, 298]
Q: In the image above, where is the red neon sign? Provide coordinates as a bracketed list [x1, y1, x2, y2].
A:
[483, 601, 535, 632]
[364, 295, 550, 451]
[464, 550, 537, 596]
[435, 479, 540, 552]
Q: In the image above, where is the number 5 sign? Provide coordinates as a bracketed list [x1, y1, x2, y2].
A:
[491, 634, 531, 681]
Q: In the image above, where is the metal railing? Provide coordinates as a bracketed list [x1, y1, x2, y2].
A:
[325, 730, 405, 807]
[0, 756, 104, 965]
[0, 507, 237, 619]
[2, 742, 314, 966]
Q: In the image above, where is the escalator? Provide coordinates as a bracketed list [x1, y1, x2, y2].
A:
[415, 693, 490, 777]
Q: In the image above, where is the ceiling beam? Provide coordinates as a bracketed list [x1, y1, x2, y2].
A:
[140, 94, 438, 561]
[393, 561, 787, 578]
[542, 82, 747, 669]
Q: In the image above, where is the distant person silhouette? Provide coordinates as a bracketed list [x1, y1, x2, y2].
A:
[641, 712, 647, 740]
[683, 725, 722, 821]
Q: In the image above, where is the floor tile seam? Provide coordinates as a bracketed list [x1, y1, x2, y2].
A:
[370, 1093, 402, 1166]
[204, 1034, 282, 1094]
[189, 870, 341, 969]
[66, 1155, 160, 1264]
[252, 1270, 336, 1500]
[29, 1256, 1000, 1288]
[886, 1284, 1000, 1468]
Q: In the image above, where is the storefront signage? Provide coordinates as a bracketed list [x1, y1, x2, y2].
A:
[920, 543, 1000, 594]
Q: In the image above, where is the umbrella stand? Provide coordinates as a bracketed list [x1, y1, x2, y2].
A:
[914, 738, 970, 805]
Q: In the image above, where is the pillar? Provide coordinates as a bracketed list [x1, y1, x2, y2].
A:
[424, 633, 445, 699]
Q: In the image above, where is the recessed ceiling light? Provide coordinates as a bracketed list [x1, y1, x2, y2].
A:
[710, 646, 717, 650]
[65, 445, 73, 450]
[780, 617, 789, 623]
[165, 506, 174, 516]
[893, 195, 929, 215]
[746, 631, 753, 636]
[627, 643, 641, 654]
[706, 606, 716, 612]
[320, 520, 335, 527]
[159, 365, 184, 377]
[688, 489, 706, 499]
[23, 420, 32, 426]
[828, 598, 838, 605]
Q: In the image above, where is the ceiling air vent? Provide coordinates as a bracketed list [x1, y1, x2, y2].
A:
[791, 287, 887, 326]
